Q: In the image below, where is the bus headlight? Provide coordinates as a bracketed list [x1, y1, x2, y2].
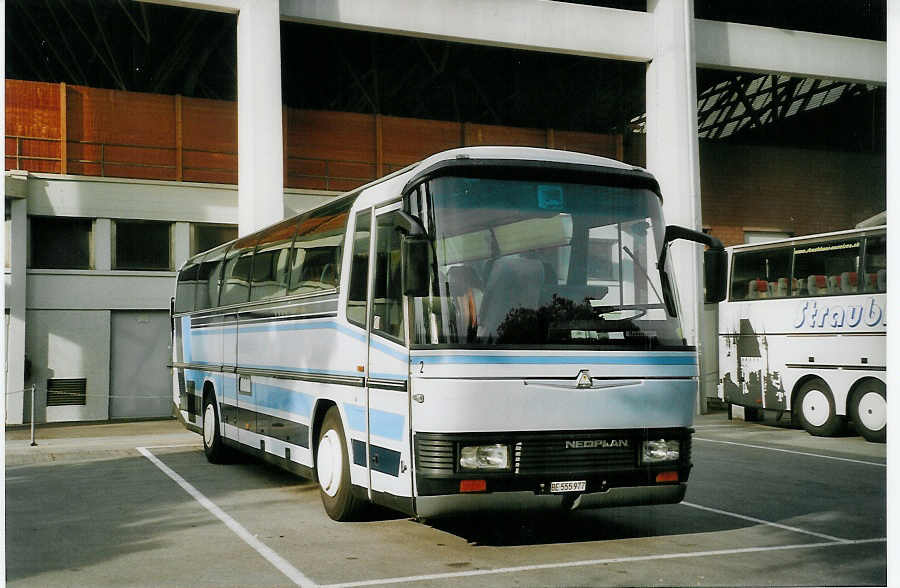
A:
[641, 439, 680, 464]
[459, 444, 509, 470]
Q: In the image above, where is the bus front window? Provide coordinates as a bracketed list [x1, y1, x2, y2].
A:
[411, 175, 685, 348]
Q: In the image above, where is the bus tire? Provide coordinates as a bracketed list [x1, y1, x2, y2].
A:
[796, 379, 846, 437]
[849, 381, 886, 443]
[202, 396, 228, 464]
[316, 406, 366, 521]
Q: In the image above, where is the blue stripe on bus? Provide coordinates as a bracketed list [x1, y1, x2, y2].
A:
[369, 340, 408, 362]
[189, 319, 408, 364]
[369, 372, 409, 382]
[344, 403, 405, 441]
[191, 319, 339, 336]
[181, 316, 192, 364]
[243, 363, 364, 379]
[252, 382, 314, 418]
[182, 362, 406, 383]
[345, 404, 366, 433]
[410, 354, 697, 366]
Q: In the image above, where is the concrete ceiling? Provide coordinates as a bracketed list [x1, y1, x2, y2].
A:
[4, 0, 885, 150]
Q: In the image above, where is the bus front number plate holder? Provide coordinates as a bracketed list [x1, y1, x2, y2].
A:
[550, 480, 586, 493]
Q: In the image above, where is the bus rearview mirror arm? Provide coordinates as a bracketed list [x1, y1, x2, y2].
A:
[658, 225, 728, 305]
[395, 211, 426, 237]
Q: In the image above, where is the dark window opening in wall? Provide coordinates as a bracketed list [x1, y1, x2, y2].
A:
[46, 378, 87, 406]
[114, 220, 172, 271]
[30, 217, 92, 269]
[193, 224, 238, 256]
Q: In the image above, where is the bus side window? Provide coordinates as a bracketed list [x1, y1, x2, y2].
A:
[220, 241, 256, 306]
[196, 247, 228, 310]
[729, 247, 791, 300]
[175, 258, 200, 313]
[371, 211, 405, 341]
[250, 220, 295, 302]
[346, 211, 371, 327]
[792, 238, 862, 297]
[190, 252, 210, 310]
[288, 200, 351, 295]
[863, 234, 886, 292]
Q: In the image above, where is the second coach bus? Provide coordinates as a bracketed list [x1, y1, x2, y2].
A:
[172, 146, 725, 520]
[718, 225, 886, 442]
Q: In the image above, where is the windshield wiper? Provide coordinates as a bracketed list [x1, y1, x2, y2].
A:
[621, 245, 664, 304]
[589, 305, 649, 321]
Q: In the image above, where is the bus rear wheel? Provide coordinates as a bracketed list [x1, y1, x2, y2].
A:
[796, 379, 846, 437]
[850, 381, 886, 443]
[316, 407, 366, 521]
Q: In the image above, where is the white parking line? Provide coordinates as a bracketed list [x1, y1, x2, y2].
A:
[693, 424, 745, 429]
[681, 501, 850, 543]
[694, 437, 886, 467]
[137, 447, 318, 588]
[318, 538, 886, 588]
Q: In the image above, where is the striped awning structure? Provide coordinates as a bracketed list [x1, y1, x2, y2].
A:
[631, 74, 878, 139]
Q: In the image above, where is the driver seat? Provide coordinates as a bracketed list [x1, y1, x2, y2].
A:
[478, 255, 544, 339]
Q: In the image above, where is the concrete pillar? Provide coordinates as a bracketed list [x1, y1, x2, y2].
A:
[94, 219, 112, 271]
[6, 196, 27, 424]
[645, 0, 707, 411]
[173, 222, 191, 269]
[237, 0, 284, 236]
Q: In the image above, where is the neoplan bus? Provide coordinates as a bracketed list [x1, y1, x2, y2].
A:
[171, 146, 726, 520]
[717, 225, 886, 442]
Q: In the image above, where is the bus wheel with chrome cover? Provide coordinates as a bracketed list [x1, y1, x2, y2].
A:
[316, 406, 366, 521]
[849, 380, 886, 443]
[796, 378, 846, 437]
[202, 396, 228, 463]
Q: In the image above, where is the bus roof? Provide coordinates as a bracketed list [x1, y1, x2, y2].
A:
[180, 147, 652, 270]
[412, 146, 638, 172]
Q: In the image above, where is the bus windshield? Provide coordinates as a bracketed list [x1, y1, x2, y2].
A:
[412, 175, 684, 348]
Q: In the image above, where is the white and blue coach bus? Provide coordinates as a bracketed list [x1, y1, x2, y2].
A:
[718, 225, 887, 442]
[171, 146, 726, 521]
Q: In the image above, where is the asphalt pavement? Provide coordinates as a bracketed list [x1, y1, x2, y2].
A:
[5, 410, 887, 587]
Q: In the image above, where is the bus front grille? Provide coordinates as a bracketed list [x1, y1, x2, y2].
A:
[514, 436, 636, 475]
[414, 436, 456, 476]
[415, 430, 692, 478]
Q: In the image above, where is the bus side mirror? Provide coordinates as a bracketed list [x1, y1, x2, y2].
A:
[659, 225, 727, 306]
[402, 236, 431, 297]
[704, 248, 728, 303]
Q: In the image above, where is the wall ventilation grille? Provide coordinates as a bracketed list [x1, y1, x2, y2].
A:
[46, 378, 87, 406]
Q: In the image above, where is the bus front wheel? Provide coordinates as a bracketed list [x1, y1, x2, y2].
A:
[316, 407, 366, 521]
[849, 381, 886, 443]
[796, 379, 846, 437]
[202, 397, 228, 463]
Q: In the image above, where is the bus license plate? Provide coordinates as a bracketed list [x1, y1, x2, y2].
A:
[550, 480, 586, 493]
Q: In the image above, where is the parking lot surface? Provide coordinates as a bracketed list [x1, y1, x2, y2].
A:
[6, 411, 886, 587]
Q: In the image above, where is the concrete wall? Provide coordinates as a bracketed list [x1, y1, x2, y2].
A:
[25, 309, 110, 422]
[6, 172, 338, 423]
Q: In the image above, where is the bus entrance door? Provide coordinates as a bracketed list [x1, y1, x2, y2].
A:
[364, 206, 415, 506]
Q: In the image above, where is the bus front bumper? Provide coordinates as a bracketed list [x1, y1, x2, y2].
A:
[415, 483, 686, 518]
